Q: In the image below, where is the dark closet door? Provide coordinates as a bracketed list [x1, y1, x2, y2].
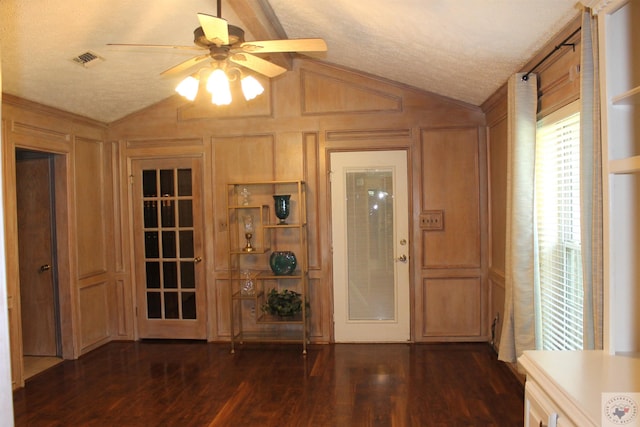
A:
[17, 154, 59, 356]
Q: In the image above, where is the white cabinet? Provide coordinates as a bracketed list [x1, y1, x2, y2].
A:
[593, 0, 640, 354]
[520, 351, 640, 426]
[524, 381, 568, 427]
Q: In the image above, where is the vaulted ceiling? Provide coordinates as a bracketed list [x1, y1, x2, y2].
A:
[0, 0, 580, 123]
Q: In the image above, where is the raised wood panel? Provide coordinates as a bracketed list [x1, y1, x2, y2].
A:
[74, 137, 107, 278]
[326, 129, 412, 141]
[307, 278, 324, 340]
[115, 279, 128, 337]
[2, 94, 107, 133]
[423, 277, 482, 337]
[126, 137, 203, 150]
[216, 278, 231, 338]
[79, 282, 110, 351]
[303, 133, 321, 271]
[109, 142, 125, 273]
[274, 132, 305, 180]
[421, 127, 481, 268]
[7, 299, 23, 389]
[11, 122, 70, 143]
[301, 70, 402, 115]
[212, 134, 276, 273]
[488, 117, 508, 273]
[212, 134, 276, 183]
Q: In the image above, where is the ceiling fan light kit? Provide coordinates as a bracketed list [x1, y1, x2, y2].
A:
[174, 67, 265, 105]
[109, 1, 326, 107]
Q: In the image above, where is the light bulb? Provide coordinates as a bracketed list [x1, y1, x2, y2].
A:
[206, 69, 232, 105]
[175, 76, 199, 101]
[241, 75, 264, 101]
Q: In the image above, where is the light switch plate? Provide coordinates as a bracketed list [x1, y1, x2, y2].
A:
[420, 210, 444, 230]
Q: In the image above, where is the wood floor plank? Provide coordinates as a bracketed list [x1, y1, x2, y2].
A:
[12, 341, 524, 426]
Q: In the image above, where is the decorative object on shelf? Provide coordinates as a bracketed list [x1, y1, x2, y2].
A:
[240, 270, 255, 296]
[238, 186, 251, 206]
[269, 251, 297, 275]
[262, 288, 303, 317]
[243, 215, 254, 252]
[273, 194, 291, 224]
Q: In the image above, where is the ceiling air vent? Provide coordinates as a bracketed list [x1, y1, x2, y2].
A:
[71, 51, 104, 68]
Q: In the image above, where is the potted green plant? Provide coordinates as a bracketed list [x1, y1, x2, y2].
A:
[262, 288, 303, 317]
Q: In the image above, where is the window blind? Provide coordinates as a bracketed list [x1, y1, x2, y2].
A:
[535, 107, 583, 351]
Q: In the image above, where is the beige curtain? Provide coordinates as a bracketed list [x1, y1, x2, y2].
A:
[580, 8, 603, 350]
[498, 73, 539, 363]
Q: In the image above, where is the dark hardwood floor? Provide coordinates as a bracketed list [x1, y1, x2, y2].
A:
[13, 341, 524, 426]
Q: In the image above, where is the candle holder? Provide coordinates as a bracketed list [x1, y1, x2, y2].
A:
[243, 215, 254, 252]
[238, 186, 251, 206]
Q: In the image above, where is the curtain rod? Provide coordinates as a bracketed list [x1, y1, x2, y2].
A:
[521, 27, 581, 81]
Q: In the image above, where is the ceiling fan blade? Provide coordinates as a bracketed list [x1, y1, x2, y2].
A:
[197, 13, 229, 46]
[240, 38, 327, 54]
[160, 54, 211, 77]
[107, 43, 204, 51]
[230, 53, 287, 78]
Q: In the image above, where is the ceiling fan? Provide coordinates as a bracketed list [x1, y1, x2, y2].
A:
[108, 0, 327, 80]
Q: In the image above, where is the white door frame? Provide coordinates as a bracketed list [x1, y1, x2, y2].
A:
[330, 150, 410, 342]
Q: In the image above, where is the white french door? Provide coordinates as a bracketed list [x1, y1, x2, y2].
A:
[331, 150, 410, 342]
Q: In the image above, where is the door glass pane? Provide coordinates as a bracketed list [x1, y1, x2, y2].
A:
[142, 170, 157, 197]
[164, 292, 179, 319]
[346, 170, 395, 320]
[177, 169, 192, 196]
[144, 201, 158, 228]
[146, 262, 160, 289]
[160, 169, 174, 196]
[147, 292, 161, 319]
[182, 292, 196, 319]
[163, 262, 178, 289]
[179, 231, 194, 258]
[162, 231, 176, 258]
[161, 199, 175, 227]
[145, 232, 159, 258]
[181, 262, 195, 289]
[178, 200, 193, 227]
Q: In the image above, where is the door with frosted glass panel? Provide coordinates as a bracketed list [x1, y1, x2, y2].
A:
[331, 151, 410, 342]
[132, 157, 206, 339]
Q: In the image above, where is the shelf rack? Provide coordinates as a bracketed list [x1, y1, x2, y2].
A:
[226, 180, 309, 354]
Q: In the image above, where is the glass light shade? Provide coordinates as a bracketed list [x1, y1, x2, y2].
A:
[241, 75, 264, 101]
[175, 76, 199, 101]
[206, 69, 232, 105]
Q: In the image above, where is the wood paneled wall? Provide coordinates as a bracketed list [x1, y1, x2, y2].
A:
[0, 97, 123, 389]
[3, 56, 490, 389]
[110, 59, 487, 344]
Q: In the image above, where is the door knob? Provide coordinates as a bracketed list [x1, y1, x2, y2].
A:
[39, 264, 51, 273]
[396, 254, 407, 263]
[193, 257, 202, 264]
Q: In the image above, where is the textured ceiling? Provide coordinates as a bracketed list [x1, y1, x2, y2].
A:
[0, 0, 580, 123]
